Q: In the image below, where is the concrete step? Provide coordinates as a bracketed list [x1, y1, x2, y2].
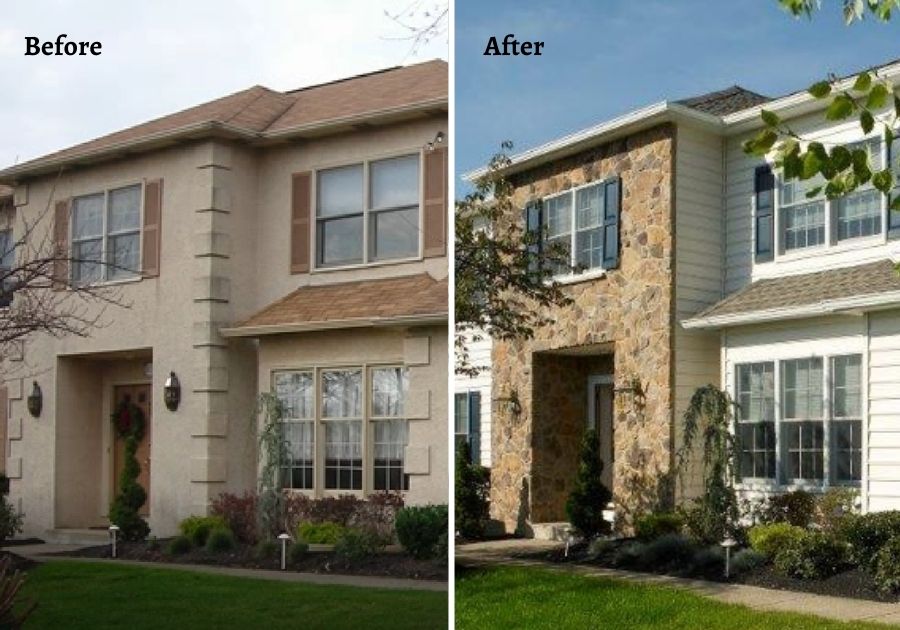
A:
[530, 522, 575, 542]
[44, 529, 109, 546]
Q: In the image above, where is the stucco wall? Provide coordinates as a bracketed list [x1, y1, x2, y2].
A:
[491, 123, 676, 533]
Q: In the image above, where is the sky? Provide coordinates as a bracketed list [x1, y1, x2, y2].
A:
[0, 0, 448, 168]
[456, 0, 900, 194]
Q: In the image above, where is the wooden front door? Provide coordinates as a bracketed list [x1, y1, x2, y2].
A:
[587, 375, 615, 490]
[113, 384, 151, 516]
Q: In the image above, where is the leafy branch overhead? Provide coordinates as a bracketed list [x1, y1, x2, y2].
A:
[779, 0, 900, 24]
[743, 70, 900, 210]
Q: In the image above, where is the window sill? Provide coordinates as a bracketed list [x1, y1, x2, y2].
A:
[312, 254, 424, 274]
[69, 275, 144, 290]
[553, 268, 607, 286]
[735, 480, 860, 493]
[760, 234, 885, 266]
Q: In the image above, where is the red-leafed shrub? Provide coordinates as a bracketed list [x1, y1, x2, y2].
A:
[210, 492, 258, 544]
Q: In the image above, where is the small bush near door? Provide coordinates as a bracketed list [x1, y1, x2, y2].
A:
[455, 442, 490, 540]
[565, 429, 612, 539]
[0, 496, 23, 543]
[395, 505, 448, 559]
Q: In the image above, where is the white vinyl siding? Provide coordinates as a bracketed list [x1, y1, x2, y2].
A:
[454, 329, 492, 468]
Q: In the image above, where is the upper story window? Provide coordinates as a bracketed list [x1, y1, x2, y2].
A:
[315, 154, 420, 268]
[71, 184, 141, 285]
[527, 177, 621, 277]
[0, 229, 14, 308]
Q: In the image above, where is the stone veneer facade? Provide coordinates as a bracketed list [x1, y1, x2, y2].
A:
[490, 124, 676, 534]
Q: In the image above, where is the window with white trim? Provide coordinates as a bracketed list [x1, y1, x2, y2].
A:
[831, 355, 862, 483]
[836, 138, 883, 241]
[316, 154, 420, 268]
[273, 371, 314, 490]
[782, 358, 824, 482]
[736, 362, 776, 480]
[780, 177, 825, 251]
[322, 369, 363, 490]
[71, 184, 141, 285]
[371, 367, 409, 491]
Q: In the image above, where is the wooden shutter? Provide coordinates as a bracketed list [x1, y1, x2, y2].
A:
[754, 165, 775, 262]
[524, 200, 543, 273]
[468, 391, 481, 465]
[142, 179, 163, 278]
[290, 172, 311, 274]
[602, 178, 621, 269]
[422, 146, 448, 258]
[52, 199, 70, 290]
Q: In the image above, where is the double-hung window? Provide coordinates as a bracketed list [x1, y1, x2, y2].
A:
[273, 371, 315, 490]
[322, 369, 363, 490]
[735, 362, 776, 480]
[890, 134, 900, 236]
[780, 177, 825, 252]
[371, 367, 409, 492]
[71, 184, 141, 285]
[0, 229, 14, 308]
[831, 355, 862, 483]
[836, 138, 882, 241]
[782, 358, 824, 483]
[543, 193, 572, 276]
[316, 154, 420, 268]
[454, 391, 481, 457]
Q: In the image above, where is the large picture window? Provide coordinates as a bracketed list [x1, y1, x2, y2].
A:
[316, 154, 420, 268]
[71, 184, 141, 285]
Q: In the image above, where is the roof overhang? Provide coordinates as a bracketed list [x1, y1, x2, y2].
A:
[219, 312, 447, 338]
[682, 290, 900, 330]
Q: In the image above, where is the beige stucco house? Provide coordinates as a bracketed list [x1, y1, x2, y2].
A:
[0, 60, 449, 541]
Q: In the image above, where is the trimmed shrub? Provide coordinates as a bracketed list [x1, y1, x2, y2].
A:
[840, 510, 900, 570]
[640, 533, 695, 571]
[255, 539, 278, 560]
[0, 496, 23, 543]
[210, 492, 258, 544]
[815, 487, 859, 533]
[288, 541, 309, 564]
[205, 528, 236, 553]
[730, 549, 767, 576]
[774, 532, 848, 580]
[873, 535, 900, 592]
[587, 538, 616, 560]
[611, 541, 647, 568]
[565, 430, 612, 539]
[455, 442, 490, 540]
[679, 498, 745, 546]
[763, 490, 816, 527]
[297, 521, 346, 545]
[167, 535, 192, 555]
[395, 505, 448, 559]
[335, 528, 384, 561]
[179, 515, 228, 548]
[635, 512, 683, 541]
[690, 546, 725, 576]
[748, 522, 807, 558]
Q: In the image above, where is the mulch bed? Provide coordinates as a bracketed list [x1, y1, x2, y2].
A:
[515, 539, 897, 603]
[50, 541, 447, 581]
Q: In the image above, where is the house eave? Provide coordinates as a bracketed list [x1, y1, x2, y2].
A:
[219, 312, 448, 338]
[682, 290, 900, 330]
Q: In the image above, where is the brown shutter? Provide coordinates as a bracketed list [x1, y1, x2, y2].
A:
[0, 386, 7, 475]
[52, 199, 70, 290]
[142, 179, 163, 278]
[422, 146, 448, 258]
[290, 172, 312, 274]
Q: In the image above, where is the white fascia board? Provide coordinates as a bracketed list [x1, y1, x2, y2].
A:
[682, 290, 900, 330]
[463, 102, 723, 181]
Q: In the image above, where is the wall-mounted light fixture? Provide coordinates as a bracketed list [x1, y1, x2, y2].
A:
[425, 131, 445, 152]
[163, 372, 181, 411]
[26, 381, 42, 418]
[614, 376, 644, 406]
[494, 391, 522, 417]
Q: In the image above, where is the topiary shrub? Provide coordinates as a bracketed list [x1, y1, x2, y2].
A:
[394, 505, 448, 559]
[731, 549, 768, 575]
[774, 531, 848, 580]
[873, 535, 900, 592]
[763, 490, 816, 527]
[455, 442, 490, 540]
[840, 510, 900, 570]
[288, 541, 309, 564]
[179, 515, 228, 548]
[167, 535, 192, 555]
[334, 528, 384, 561]
[748, 522, 807, 558]
[109, 399, 150, 541]
[635, 512, 683, 541]
[204, 528, 236, 553]
[565, 429, 612, 539]
[0, 496, 23, 543]
[297, 521, 346, 545]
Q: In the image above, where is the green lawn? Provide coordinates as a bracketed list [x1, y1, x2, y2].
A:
[18, 561, 447, 629]
[456, 566, 891, 630]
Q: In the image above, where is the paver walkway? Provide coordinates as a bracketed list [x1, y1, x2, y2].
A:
[456, 539, 900, 626]
[9, 543, 446, 592]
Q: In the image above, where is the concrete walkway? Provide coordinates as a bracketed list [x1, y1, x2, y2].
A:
[456, 539, 900, 626]
[8, 543, 446, 592]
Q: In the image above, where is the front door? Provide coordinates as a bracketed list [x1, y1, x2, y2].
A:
[113, 384, 151, 516]
[587, 375, 614, 490]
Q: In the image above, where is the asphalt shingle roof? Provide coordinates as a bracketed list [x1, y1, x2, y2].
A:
[676, 85, 771, 116]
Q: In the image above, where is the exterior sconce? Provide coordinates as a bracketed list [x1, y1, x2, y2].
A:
[425, 131, 445, 152]
[163, 372, 181, 411]
[26, 381, 42, 418]
[614, 376, 644, 405]
[494, 391, 522, 417]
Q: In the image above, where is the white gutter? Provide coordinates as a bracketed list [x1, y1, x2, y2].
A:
[682, 290, 900, 330]
[219, 312, 447, 338]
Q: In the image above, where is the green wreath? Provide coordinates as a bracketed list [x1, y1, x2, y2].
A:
[111, 399, 146, 442]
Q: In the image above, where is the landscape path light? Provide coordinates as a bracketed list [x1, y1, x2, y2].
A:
[721, 536, 737, 578]
[278, 533, 291, 571]
[108, 525, 120, 559]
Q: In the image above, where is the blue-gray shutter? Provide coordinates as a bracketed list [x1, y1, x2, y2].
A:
[524, 200, 543, 272]
[468, 391, 481, 463]
[754, 165, 775, 261]
[889, 135, 900, 238]
[602, 178, 621, 269]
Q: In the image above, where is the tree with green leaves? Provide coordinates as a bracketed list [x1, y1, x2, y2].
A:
[565, 429, 613, 539]
[455, 441, 490, 539]
[455, 144, 572, 376]
[780, 0, 900, 23]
